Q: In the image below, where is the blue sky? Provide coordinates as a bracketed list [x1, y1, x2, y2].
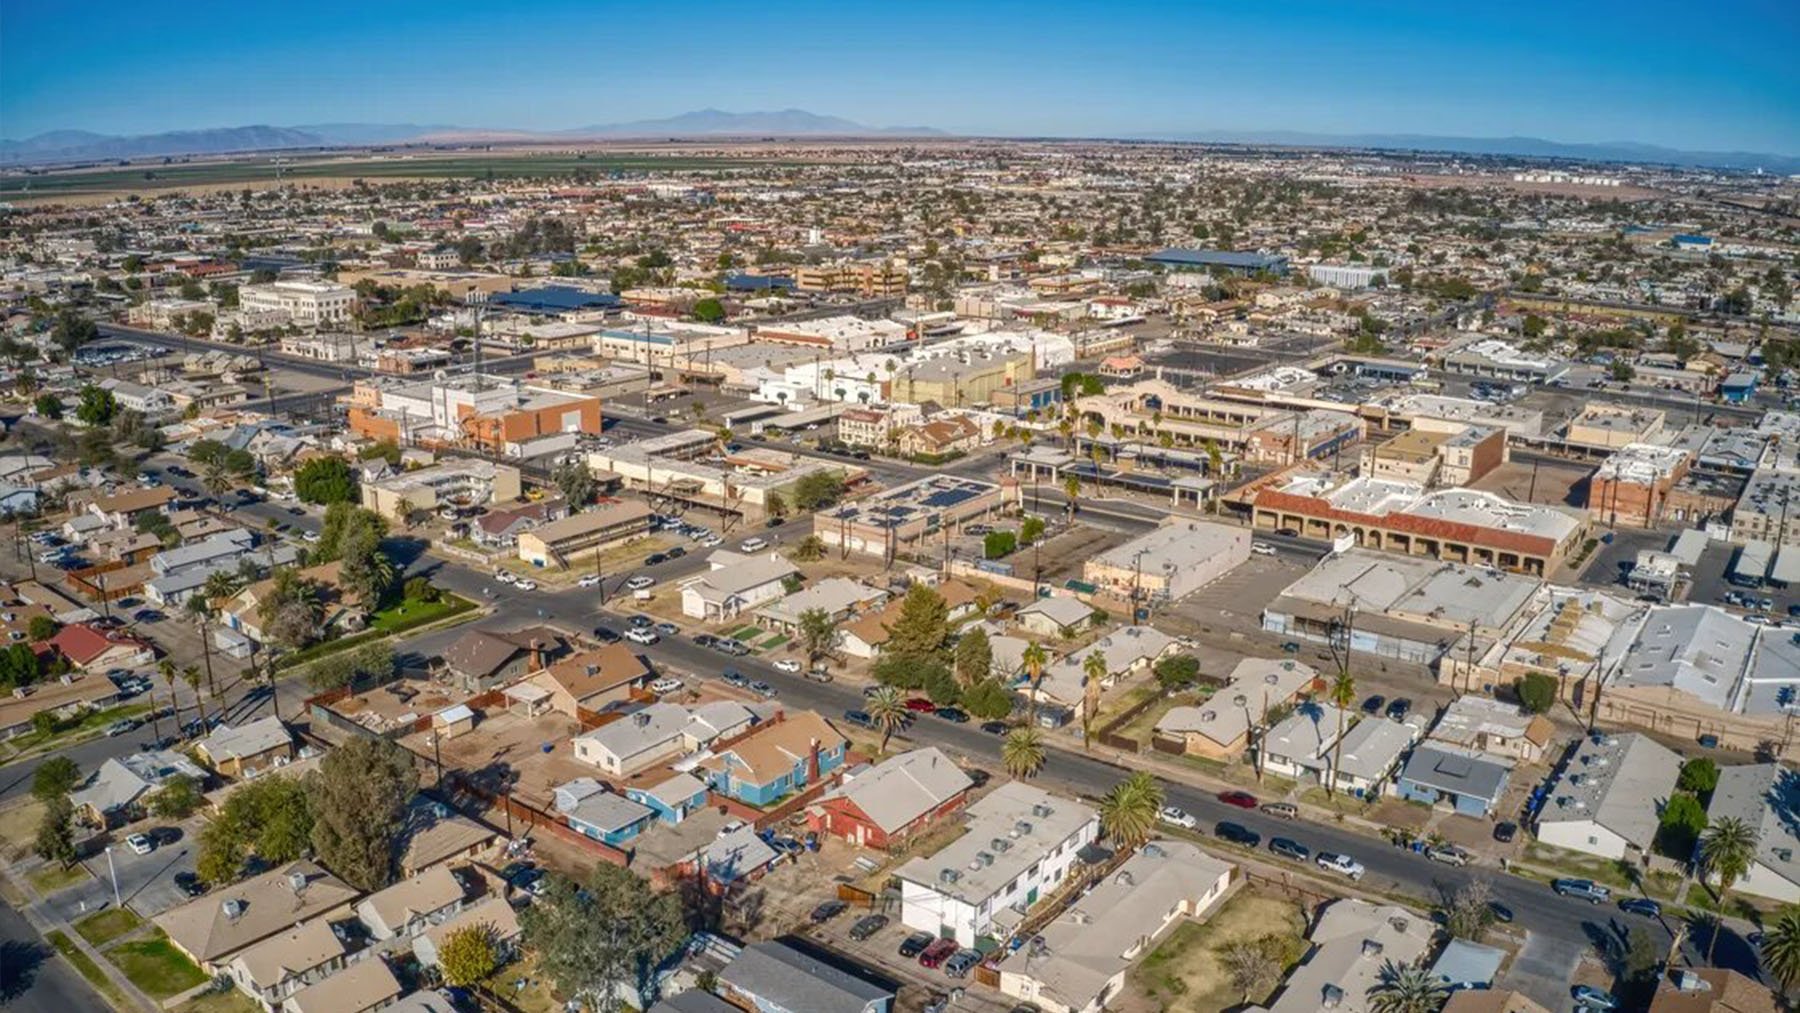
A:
[4, 0, 1797, 153]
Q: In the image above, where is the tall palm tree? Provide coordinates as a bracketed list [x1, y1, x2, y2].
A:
[1081, 652, 1109, 751]
[1022, 642, 1050, 723]
[202, 460, 233, 497]
[1328, 672, 1357, 796]
[865, 687, 908, 753]
[185, 594, 218, 700]
[1061, 475, 1079, 520]
[201, 568, 242, 603]
[1368, 961, 1448, 1013]
[1099, 772, 1164, 850]
[158, 659, 182, 737]
[1760, 906, 1800, 994]
[1002, 727, 1047, 779]
[1700, 816, 1759, 962]
[182, 665, 205, 732]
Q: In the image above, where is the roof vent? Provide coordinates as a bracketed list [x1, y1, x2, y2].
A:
[1362, 939, 1384, 957]
[1032, 803, 1054, 818]
[939, 867, 961, 884]
[977, 851, 995, 867]
[287, 871, 308, 893]
[1323, 983, 1344, 1007]
[1015, 820, 1034, 837]
[222, 898, 246, 919]
[991, 837, 1012, 852]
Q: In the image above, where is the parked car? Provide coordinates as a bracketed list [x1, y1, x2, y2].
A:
[739, 537, 769, 552]
[842, 710, 875, 729]
[962, 767, 991, 788]
[1487, 901, 1513, 923]
[774, 659, 802, 673]
[810, 900, 848, 923]
[665, 546, 687, 559]
[1217, 790, 1258, 809]
[624, 628, 659, 645]
[693, 633, 719, 648]
[979, 721, 1010, 735]
[1251, 542, 1277, 556]
[849, 913, 889, 941]
[1269, 837, 1310, 861]
[1260, 802, 1298, 820]
[1316, 852, 1365, 880]
[749, 680, 777, 699]
[592, 626, 622, 643]
[1159, 806, 1198, 830]
[654, 622, 679, 637]
[514, 579, 538, 592]
[627, 614, 655, 628]
[1360, 694, 1386, 715]
[649, 677, 683, 695]
[173, 872, 206, 897]
[1214, 822, 1260, 847]
[1493, 821, 1517, 843]
[1425, 845, 1470, 867]
[1573, 985, 1618, 1010]
[899, 932, 935, 958]
[1619, 897, 1662, 919]
[904, 697, 939, 713]
[577, 574, 601, 588]
[126, 833, 155, 855]
[105, 718, 139, 737]
[806, 666, 834, 683]
[918, 938, 959, 969]
[933, 707, 969, 723]
[644, 553, 668, 567]
[1552, 878, 1611, 904]
[1384, 698, 1412, 721]
[721, 670, 749, 688]
[625, 575, 656, 591]
[944, 949, 982, 979]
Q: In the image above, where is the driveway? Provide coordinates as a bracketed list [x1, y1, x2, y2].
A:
[44, 821, 200, 922]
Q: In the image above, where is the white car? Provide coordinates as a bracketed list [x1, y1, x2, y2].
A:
[494, 570, 516, 584]
[625, 575, 656, 591]
[624, 628, 659, 645]
[739, 537, 769, 552]
[701, 535, 724, 548]
[301, 530, 320, 543]
[1316, 852, 1365, 881]
[577, 574, 601, 588]
[774, 659, 802, 673]
[1251, 542, 1277, 556]
[1158, 806, 1198, 830]
[514, 579, 538, 592]
[649, 677, 683, 695]
[126, 833, 154, 855]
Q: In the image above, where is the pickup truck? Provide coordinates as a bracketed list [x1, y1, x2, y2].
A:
[1316, 852, 1365, 881]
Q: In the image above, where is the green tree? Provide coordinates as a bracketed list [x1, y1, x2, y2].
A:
[955, 627, 992, 686]
[32, 393, 62, 420]
[1655, 792, 1708, 859]
[1760, 906, 1800, 993]
[1516, 671, 1557, 714]
[960, 678, 1014, 721]
[983, 530, 1018, 559]
[1098, 772, 1164, 850]
[34, 793, 76, 868]
[792, 471, 846, 511]
[306, 737, 416, 892]
[149, 774, 202, 819]
[865, 686, 909, 753]
[1081, 651, 1109, 748]
[551, 461, 595, 507]
[293, 456, 357, 505]
[1022, 641, 1050, 722]
[520, 864, 684, 1013]
[1522, 314, 1548, 339]
[74, 385, 118, 427]
[52, 309, 98, 354]
[886, 585, 950, 661]
[791, 535, 826, 561]
[437, 922, 502, 987]
[198, 774, 312, 884]
[32, 757, 80, 802]
[1019, 515, 1047, 546]
[1002, 726, 1046, 778]
[1154, 654, 1200, 691]
[1678, 757, 1720, 799]
[691, 297, 726, 323]
[1367, 961, 1448, 1013]
[1440, 880, 1494, 942]
[26, 615, 59, 642]
[796, 608, 836, 665]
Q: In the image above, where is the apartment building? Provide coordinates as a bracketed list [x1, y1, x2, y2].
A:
[238, 280, 355, 327]
[811, 476, 1006, 559]
[360, 460, 523, 521]
[1359, 425, 1506, 488]
[794, 259, 908, 297]
[1081, 520, 1249, 603]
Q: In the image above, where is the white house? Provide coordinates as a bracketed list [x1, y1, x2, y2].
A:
[1258, 703, 1351, 783]
[679, 551, 800, 621]
[1329, 718, 1419, 798]
[1704, 763, 1800, 903]
[895, 782, 1098, 947]
[1535, 732, 1682, 861]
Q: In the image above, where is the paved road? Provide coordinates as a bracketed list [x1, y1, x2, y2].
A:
[0, 899, 104, 1013]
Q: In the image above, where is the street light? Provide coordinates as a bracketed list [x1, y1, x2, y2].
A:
[103, 845, 121, 908]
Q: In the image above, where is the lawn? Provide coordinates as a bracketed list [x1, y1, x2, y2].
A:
[173, 988, 263, 1013]
[28, 862, 92, 894]
[107, 932, 209, 998]
[75, 906, 143, 947]
[275, 593, 477, 669]
[1522, 841, 1645, 894]
[45, 929, 127, 1006]
[1, 702, 153, 758]
[1130, 887, 1309, 1010]
[729, 625, 762, 642]
[0, 797, 46, 861]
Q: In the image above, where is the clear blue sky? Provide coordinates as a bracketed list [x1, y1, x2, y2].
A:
[4, 0, 1797, 153]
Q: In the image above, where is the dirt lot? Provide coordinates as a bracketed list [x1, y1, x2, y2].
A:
[333, 678, 474, 737]
[1125, 885, 1310, 1012]
[1471, 458, 1594, 511]
[413, 709, 590, 809]
[1027, 525, 1132, 584]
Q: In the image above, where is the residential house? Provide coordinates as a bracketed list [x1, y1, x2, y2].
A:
[69, 750, 206, 828]
[515, 499, 653, 568]
[1536, 732, 1682, 862]
[413, 896, 522, 972]
[223, 918, 348, 1011]
[1442, 992, 1552, 1013]
[1154, 658, 1319, 759]
[683, 822, 783, 884]
[1649, 968, 1781, 1013]
[472, 498, 567, 548]
[220, 561, 366, 646]
[998, 840, 1234, 1013]
[1016, 596, 1096, 638]
[808, 747, 974, 849]
[48, 623, 155, 672]
[1430, 939, 1506, 992]
[1259, 703, 1352, 784]
[283, 956, 405, 1013]
[1249, 900, 1435, 1013]
[572, 701, 757, 776]
[754, 578, 888, 635]
[0, 673, 121, 741]
[896, 781, 1100, 947]
[1702, 764, 1800, 903]
[680, 552, 801, 621]
[896, 415, 981, 457]
[1396, 744, 1515, 817]
[1429, 695, 1555, 764]
[195, 716, 294, 778]
[717, 940, 895, 1013]
[88, 485, 176, 529]
[155, 861, 360, 970]
[1035, 626, 1179, 715]
[839, 583, 979, 659]
[439, 626, 564, 694]
[1330, 718, 1420, 798]
[697, 710, 848, 807]
[553, 777, 655, 846]
[526, 644, 654, 717]
[353, 865, 467, 942]
[396, 797, 502, 877]
[625, 771, 712, 826]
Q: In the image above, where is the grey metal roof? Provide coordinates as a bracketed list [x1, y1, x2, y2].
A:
[1537, 733, 1681, 850]
[1707, 763, 1800, 892]
[817, 747, 971, 834]
[1399, 744, 1514, 802]
[719, 941, 893, 1013]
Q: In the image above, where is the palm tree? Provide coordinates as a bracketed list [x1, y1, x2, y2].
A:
[202, 460, 232, 497]
[1098, 772, 1163, 850]
[1760, 906, 1800, 993]
[201, 568, 242, 603]
[1327, 672, 1356, 796]
[1700, 816, 1759, 961]
[185, 594, 218, 700]
[1367, 961, 1448, 1013]
[1022, 642, 1050, 723]
[865, 687, 909, 753]
[182, 665, 205, 732]
[1001, 727, 1047, 779]
[158, 659, 182, 737]
[1081, 652, 1108, 751]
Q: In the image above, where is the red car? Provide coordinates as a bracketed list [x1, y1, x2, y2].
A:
[918, 937, 960, 969]
[904, 697, 939, 713]
[1218, 790, 1259, 809]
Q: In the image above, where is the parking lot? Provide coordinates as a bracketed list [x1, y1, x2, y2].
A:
[45, 818, 203, 923]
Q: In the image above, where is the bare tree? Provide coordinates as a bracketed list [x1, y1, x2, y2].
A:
[1223, 939, 1280, 1003]
[1440, 878, 1495, 942]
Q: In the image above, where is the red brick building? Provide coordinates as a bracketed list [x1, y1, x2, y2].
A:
[807, 746, 974, 850]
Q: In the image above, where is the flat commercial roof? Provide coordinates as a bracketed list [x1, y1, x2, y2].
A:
[489, 286, 622, 313]
[1147, 248, 1289, 271]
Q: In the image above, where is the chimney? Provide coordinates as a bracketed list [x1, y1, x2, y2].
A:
[531, 639, 547, 671]
[807, 738, 821, 783]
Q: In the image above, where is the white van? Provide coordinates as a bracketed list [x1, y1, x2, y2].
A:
[738, 537, 769, 553]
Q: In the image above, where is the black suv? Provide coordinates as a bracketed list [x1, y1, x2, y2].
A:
[1215, 822, 1261, 847]
[1269, 837, 1310, 861]
[898, 932, 934, 958]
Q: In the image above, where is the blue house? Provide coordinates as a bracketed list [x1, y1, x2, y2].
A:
[698, 711, 848, 807]
[1396, 745, 1514, 817]
[1721, 371, 1759, 404]
[553, 778, 654, 847]
[626, 771, 711, 825]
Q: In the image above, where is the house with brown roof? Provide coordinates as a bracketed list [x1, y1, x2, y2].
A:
[1650, 968, 1780, 1013]
[223, 918, 347, 1011]
[220, 561, 366, 646]
[472, 497, 567, 548]
[283, 956, 404, 1013]
[841, 580, 982, 659]
[896, 415, 981, 457]
[353, 865, 467, 942]
[439, 625, 565, 693]
[697, 710, 849, 807]
[397, 796, 502, 877]
[48, 623, 155, 672]
[526, 644, 653, 717]
[195, 716, 293, 778]
[155, 860, 359, 970]
[88, 485, 176, 529]
[413, 896, 521, 973]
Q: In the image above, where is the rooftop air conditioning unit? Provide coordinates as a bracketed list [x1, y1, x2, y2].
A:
[1015, 821, 1034, 836]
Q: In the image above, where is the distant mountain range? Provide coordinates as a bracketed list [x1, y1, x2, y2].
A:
[2, 110, 1793, 174]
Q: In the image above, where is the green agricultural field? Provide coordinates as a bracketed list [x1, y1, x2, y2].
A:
[0, 151, 809, 201]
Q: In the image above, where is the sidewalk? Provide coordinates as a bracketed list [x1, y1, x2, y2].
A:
[1, 864, 160, 1012]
